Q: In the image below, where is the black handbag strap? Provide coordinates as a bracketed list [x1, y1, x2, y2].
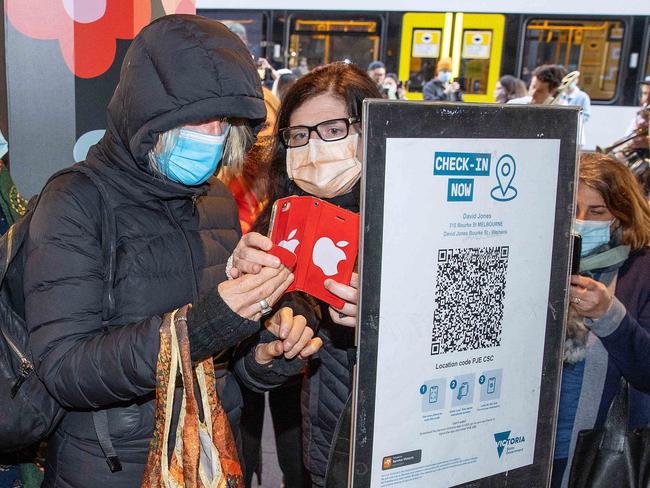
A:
[600, 378, 629, 452]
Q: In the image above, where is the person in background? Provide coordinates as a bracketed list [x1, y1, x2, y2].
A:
[551, 152, 650, 488]
[382, 73, 407, 100]
[367, 60, 386, 89]
[235, 62, 381, 488]
[560, 73, 591, 145]
[220, 88, 280, 234]
[293, 57, 310, 77]
[223, 21, 277, 90]
[493, 74, 527, 103]
[422, 57, 463, 102]
[275, 71, 299, 102]
[621, 76, 650, 159]
[22, 15, 321, 487]
[508, 64, 566, 105]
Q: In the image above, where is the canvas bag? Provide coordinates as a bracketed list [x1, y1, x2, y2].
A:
[141, 307, 244, 488]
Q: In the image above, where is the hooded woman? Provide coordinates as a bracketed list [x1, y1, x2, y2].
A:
[24, 15, 320, 487]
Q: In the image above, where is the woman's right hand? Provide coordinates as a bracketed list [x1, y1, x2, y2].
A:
[229, 232, 281, 278]
[218, 265, 293, 321]
[255, 307, 323, 364]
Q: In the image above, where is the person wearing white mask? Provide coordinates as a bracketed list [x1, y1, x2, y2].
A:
[233, 62, 381, 488]
[551, 152, 650, 488]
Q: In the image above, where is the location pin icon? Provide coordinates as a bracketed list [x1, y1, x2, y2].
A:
[495, 155, 516, 196]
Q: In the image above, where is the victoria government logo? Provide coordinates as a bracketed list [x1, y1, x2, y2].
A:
[494, 430, 526, 458]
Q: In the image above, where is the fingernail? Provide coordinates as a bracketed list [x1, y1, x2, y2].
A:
[284, 341, 293, 351]
[324, 279, 331, 289]
[300, 348, 312, 358]
[273, 258, 281, 267]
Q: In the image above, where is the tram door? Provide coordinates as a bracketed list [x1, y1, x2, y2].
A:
[399, 12, 505, 102]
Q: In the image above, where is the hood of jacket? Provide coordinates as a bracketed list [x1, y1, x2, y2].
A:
[87, 14, 266, 197]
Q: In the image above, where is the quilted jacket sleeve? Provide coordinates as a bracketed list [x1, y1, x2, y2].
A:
[24, 174, 161, 409]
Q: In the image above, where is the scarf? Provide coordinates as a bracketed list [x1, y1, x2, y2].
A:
[563, 239, 630, 364]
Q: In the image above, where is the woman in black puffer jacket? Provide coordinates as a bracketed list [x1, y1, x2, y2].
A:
[235, 63, 381, 487]
[23, 15, 320, 488]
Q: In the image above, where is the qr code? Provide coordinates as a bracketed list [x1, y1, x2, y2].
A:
[431, 246, 509, 355]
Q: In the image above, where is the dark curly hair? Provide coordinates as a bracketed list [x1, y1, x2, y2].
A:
[253, 62, 382, 234]
[531, 64, 566, 92]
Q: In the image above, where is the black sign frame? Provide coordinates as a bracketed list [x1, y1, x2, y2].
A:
[351, 100, 580, 488]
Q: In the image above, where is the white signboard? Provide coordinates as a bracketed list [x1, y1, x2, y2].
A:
[462, 31, 492, 59]
[368, 138, 560, 487]
[412, 30, 441, 59]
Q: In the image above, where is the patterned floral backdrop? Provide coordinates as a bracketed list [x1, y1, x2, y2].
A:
[4, 0, 196, 196]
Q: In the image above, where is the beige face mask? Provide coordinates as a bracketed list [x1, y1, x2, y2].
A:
[286, 133, 362, 199]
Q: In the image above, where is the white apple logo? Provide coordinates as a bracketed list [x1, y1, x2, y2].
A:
[279, 229, 300, 253]
[312, 237, 349, 276]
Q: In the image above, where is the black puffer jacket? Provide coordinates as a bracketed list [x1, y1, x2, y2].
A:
[23, 15, 265, 488]
[235, 185, 359, 486]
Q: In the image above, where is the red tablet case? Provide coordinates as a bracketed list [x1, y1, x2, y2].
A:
[268, 196, 359, 309]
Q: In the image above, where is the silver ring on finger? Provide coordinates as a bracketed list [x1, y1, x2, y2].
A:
[571, 296, 581, 305]
[259, 298, 273, 315]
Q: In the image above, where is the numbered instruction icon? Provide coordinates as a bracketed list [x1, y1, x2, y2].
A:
[450, 374, 475, 407]
[420, 379, 446, 412]
[479, 369, 503, 402]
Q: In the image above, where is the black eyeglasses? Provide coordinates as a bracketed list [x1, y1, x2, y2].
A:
[279, 117, 359, 148]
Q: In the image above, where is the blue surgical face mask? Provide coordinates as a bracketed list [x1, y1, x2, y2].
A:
[159, 126, 230, 186]
[439, 71, 452, 83]
[574, 218, 614, 256]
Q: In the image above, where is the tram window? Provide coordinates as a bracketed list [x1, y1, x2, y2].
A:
[522, 19, 625, 101]
[460, 30, 493, 95]
[290, 19, 380, 70]
[408, 29, 441, 92]
[198, 10, 266, 59]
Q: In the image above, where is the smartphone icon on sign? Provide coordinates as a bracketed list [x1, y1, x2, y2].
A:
[457, 382, 469, 400]
[487, 377, 497, 394]
[428, 386, 439, 404]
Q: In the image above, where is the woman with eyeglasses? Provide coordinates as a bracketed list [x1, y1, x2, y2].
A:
[234, 62, 381, 488]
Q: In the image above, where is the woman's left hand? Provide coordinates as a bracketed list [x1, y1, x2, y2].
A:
[229, 232, 280, 278]
[570, 274, 613, 320]
[324, 272, 359, 327]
